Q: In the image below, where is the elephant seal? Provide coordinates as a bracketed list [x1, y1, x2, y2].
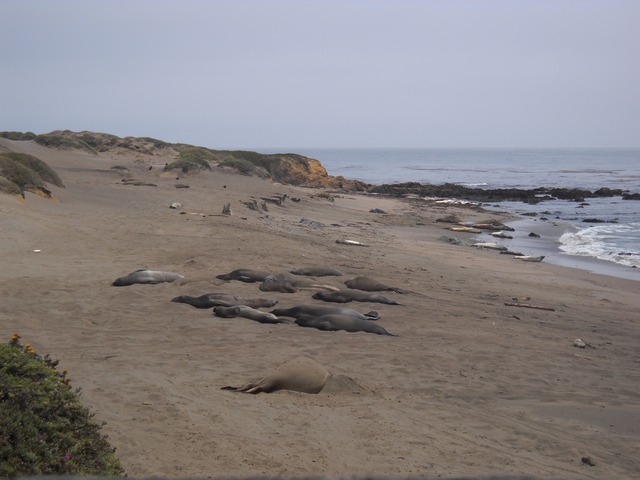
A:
[112, 269, 184, 286]
[344, 276, 405, 294]
[216, 269, 271, 283]
[222, 356, 331, 394]
[259, 273, 339, 293]
[171, 293, 277, 309]
[259, 275, 299, 293]
[213, 305, 290, 324]
[313, 290, 401, 305]
[295, 315, 397, 336]
[289, 267, 344, 277]
[271, 305, 380, 321]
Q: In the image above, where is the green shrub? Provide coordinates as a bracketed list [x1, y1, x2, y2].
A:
[0, 131, 37, 141]
[1, 152, 64, 188]
[0, 156, 46, 191]
[34, 133, 97, 154]
[138, 137, 171, 149]
[218, 157, 257, 175]
[0, 335, 125, 478]
[164, 157, 211, 173]
[0, 175, 22, 195]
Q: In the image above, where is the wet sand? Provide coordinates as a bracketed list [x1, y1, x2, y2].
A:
[1, 137, 639, 479]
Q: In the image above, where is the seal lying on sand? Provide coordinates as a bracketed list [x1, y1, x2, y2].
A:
[271, 304, 380, 321]
[171, 293, 277, 309]
[216, 269, 271, 283]
[259, 273, 339, 293]
[344, 276, 406, 294]
[289, 266, 344, 277]
[222, 356, 331, 394]
[296, 315, 397, 336]
[213, 305, 290, 324]
[112, 269, 184, 286]
[313, 290, 401, 305]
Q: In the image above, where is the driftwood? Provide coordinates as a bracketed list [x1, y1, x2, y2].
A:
[504, 302, 555, 312]
[336, 239, 369, 247]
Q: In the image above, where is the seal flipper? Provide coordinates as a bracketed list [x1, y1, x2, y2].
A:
[364, 311, 380, 320]
[221, 383, 264, 394]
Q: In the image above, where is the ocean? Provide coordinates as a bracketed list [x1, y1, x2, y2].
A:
[260, 148, 640, 280]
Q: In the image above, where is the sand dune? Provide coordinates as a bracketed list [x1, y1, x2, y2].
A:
[1, 137, 639, 479]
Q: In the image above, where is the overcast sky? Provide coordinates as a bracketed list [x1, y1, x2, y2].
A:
[1, 0, 639, 149]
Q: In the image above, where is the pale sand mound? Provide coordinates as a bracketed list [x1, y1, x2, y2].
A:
[1, 136, 639, 479]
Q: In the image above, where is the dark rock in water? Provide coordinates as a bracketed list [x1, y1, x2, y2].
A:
[593, 187, 625, 197]
[528, 232, 540, 238]
[582, 218, 608, 223]
[367, 182, 629, 204]
[522, 212, 538, 217]
[622, 193, 640, 200]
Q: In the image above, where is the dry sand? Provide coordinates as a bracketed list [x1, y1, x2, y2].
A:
[1, 138, 639, 479]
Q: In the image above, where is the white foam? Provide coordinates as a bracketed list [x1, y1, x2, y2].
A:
[559, 223, 640, 268]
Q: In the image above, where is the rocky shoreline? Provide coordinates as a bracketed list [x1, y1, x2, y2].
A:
[368, 181, 639, 203]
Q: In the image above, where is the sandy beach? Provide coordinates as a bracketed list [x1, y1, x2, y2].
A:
[1, 137, 639, 479]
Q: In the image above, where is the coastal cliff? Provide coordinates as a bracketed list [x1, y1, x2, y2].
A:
[0, 130, 367, 193]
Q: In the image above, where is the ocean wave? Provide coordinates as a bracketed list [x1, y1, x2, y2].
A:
[559, 224, 640, 268]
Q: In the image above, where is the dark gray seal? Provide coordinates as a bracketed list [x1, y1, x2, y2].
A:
[216, 269, 271, 283]
[222, 356, 331, 394]
[295, 315, 397, 336]
[213, 305, 290, 324]
[312, 290, 401, 305]
[171, 293, 277, 309]
[344, 276, 405, 294]
[112, 269, 184, 287]
[259, 273, 339, 293]
[271, 305, 380, 321]
[289, 267, 344, 277]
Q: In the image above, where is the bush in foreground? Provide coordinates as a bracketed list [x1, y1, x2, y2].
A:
[0, 335, 124, 478]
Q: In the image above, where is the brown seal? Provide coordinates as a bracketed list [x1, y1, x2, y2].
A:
[222, 356, 331, 394]
[213, 305, 290, 324]
[259, 273, 339, 293]
[112, 269, 183, 286]
[171, 293, 277, 309]
[271, 304, 380, 321]
[289, 267, 344, 277]
[295, 315, 397, 336]
[344, 276, 405, 294]
[216, 269, 271, 283]
[313, 290, 401, 305]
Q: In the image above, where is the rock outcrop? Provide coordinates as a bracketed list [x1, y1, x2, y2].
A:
[368, 182, 631, 203]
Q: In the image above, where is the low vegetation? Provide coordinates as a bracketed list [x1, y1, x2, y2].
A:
[219, 157, 264, 176]
[0, 130, 367, 189]
[0, 131, 37, 141]
[0, 152, 64, 197]
[163, 156, 211, 173]
[0, 335, 125, 478]
[34, 133, 97, 154]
